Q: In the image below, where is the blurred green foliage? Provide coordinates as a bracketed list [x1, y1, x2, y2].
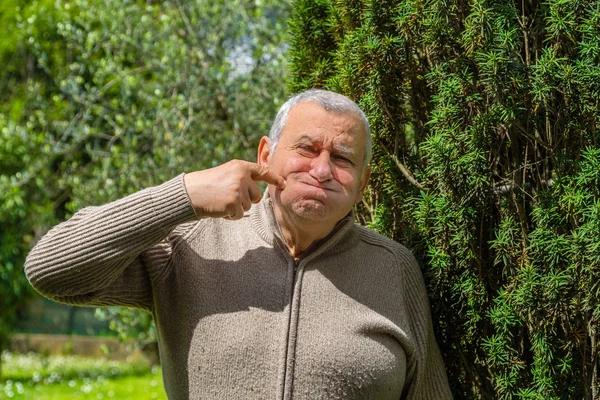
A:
[0, 0, 290, 372]
[289, 0, 600, 398]
[0, 351, 165, 399]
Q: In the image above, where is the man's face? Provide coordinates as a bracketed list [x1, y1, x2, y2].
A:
[258, 101, 371, 225]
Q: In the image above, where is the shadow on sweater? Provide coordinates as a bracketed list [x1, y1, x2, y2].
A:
[152, 242, 291, 399]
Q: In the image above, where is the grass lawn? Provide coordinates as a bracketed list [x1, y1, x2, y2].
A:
[1, 351, 167, 400]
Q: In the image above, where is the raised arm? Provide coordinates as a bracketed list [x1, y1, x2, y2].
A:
[24, 161, 285, 311]
[24, 175, 198, 311]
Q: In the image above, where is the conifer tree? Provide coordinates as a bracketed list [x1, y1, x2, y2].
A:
[289, 0, 600, 398]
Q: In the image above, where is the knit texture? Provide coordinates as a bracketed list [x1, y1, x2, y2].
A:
[25, 174, 453, 399]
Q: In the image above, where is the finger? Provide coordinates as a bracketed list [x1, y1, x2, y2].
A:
[248, 163, 286, 189]
[224, 202, 245, 220]
[233, 201, 246, 219]
[248, 181, 262, 203]
[240, 192, 252, 212]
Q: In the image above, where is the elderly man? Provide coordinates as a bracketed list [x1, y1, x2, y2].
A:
[25, 89, 452, 399]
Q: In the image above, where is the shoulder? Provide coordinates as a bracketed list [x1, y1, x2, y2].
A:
[353, 224, 418, 264]
[166, 212, 258, 252]
[350, 224, 426, 287]
[167, 220, 202, 247]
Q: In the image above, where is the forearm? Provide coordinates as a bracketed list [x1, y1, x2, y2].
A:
[24, 174, 197, 305]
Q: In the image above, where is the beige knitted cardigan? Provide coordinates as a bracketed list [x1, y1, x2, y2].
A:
[25, 174, 452, 399]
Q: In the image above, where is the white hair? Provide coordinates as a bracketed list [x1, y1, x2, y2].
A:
[268, 89, 372, 168]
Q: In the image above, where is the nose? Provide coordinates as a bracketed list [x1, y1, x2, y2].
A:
[309, 151, 333, 182]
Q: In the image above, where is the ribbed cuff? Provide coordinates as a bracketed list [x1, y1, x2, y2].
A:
[150, 173, 199, 230]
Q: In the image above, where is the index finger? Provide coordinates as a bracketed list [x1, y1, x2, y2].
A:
[248, 163, 286, 189]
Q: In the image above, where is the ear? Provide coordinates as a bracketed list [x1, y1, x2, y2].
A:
[354, 165, 371, 204]
[257, 136, 271, 166]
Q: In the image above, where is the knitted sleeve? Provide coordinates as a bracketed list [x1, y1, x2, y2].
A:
[24, 174, 198, 312]
[395, 247, 453, 400]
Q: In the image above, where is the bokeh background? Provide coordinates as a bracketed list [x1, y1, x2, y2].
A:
[3, 0, 600, 398]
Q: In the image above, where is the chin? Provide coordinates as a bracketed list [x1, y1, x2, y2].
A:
[289, 199, 330, 220]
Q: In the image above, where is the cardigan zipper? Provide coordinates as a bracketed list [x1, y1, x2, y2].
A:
[280, 257, 302, 400]
[275, 216, 350, 399]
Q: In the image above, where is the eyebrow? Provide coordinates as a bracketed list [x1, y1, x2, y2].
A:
[296, 135, 356, 160]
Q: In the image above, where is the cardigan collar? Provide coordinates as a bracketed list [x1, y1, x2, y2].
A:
[250, 190, 356, 260]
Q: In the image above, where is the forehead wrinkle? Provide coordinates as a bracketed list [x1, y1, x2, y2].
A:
[297, 133, 353, 150]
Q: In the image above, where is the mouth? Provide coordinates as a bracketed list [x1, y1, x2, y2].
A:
[297, 180, 335, 192]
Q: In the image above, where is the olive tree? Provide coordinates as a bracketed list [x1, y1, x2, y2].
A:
[0, 0, 290, 373]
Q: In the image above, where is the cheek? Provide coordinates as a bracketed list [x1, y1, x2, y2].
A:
[333, 169, 360, 188]
[278, 156, 311, 176]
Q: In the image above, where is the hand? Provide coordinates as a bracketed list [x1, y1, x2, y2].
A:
[183, 160, 285, 220]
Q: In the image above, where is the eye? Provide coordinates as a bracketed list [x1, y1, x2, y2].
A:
[297, 145, 316, 156]
[332, 154, 354, 167]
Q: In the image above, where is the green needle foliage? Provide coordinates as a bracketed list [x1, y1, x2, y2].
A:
[289, 0, 600, 398]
